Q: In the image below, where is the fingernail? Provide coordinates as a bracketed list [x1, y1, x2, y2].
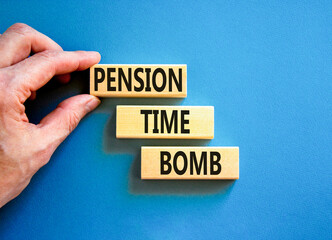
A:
[83, 50, 100, 56]
[86, 96, 101, 112]
[76, 50, 100, 57]
[92, 51, 101, 61]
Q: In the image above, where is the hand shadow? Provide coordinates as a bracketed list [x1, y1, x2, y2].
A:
[24, 70, 91, 124]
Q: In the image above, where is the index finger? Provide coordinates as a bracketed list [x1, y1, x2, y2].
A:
[8, 50, 100, 99]
[0, 23, 62, 68]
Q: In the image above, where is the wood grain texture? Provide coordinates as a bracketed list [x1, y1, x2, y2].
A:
[90, 64, 187, 97]
[116, 105, 214, 139]
[141, 147, 239, 179]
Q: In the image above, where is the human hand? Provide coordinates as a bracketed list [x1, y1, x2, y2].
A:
[0, 23, 101, 207]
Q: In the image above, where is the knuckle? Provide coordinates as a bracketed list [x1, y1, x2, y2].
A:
[29, 144, 52, 170]
[35, 148, 52, 167]
[57, 102, 82, 134]
[0, 70, 11, 105]
[37, 49, 57, 59]
[36, 50, 59, 73]
[37, 50, 61, 65]
[67, 112, 81, 133]
[9, 23, 32, 35]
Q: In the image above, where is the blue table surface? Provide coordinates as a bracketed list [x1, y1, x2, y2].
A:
[0, 1, 331, 239]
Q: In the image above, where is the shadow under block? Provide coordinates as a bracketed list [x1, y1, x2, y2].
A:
[90, 64, 187, 97]
[141, 147, 239, 180]
[116, 106, 214, 139]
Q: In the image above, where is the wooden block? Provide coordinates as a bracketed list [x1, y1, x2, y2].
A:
[141, 147, 239, 179]
[90, 64, 187, 97]
[116, 106, 214, 139]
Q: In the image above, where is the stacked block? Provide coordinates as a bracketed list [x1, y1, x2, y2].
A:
[90, 64, 239, 180]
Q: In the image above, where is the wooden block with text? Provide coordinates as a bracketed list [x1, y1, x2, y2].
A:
[116, 106, 214, 139]
[141, 147, 239, 179]
[90, 64, 187, 97]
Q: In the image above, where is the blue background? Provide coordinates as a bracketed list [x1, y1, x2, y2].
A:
[0, 1, 331, 239]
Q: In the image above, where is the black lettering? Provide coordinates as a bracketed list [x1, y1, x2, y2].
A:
[181, 110, 190, 134]
[140, 110, 152, 133]
[153, 110, 159, 133]
[160, 110, 178, 133]
[107, 68, 116, 91]
[145, 68, 152, 91]
[190, 151, 207, 175]
[118, 68, 132, 91]
[94, 68, 105, 91]
[160, 151, 172, 175]
[169, 68, 182, 92]
[152, 68, 167, 92]
[210, 152, 222, 175]
[134, 68, 144, 91]
[173, 151, 187, 175]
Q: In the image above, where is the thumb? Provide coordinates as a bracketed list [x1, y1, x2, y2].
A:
[39, 94, 100, 149]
